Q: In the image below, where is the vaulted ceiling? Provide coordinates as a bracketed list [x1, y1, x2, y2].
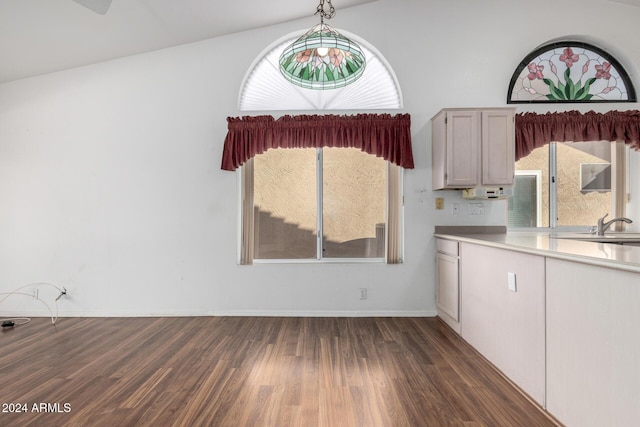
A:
[0, 0, 637, 84]
[0, 0, 376, 83]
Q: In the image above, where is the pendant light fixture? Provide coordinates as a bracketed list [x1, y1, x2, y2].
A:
[279, 0, 366, 90]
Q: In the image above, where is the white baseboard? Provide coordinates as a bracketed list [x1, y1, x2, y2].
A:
[1, 309, 438, 318]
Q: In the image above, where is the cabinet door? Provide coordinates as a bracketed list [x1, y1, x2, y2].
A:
[436, 252, 460, 332]
[445, 111, 479, 187]
[481, 110, 514, 185]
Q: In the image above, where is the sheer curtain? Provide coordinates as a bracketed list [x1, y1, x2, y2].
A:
[386, 162, 403, 264]
[239, 158, 255, 265]
[222, 114, 413, 265]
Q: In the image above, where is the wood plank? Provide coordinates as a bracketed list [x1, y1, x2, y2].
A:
[0, 317, 558, 426]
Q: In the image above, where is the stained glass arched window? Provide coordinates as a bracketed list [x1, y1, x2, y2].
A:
[507, 41, 636, 103]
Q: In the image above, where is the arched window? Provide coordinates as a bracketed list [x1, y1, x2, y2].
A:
[507, 41, 636, 103]
[231, 31, 406, 265]
[238, 30, 402, 111]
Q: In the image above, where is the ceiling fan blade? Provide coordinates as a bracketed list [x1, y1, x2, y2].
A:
[73, 0, 113, 15]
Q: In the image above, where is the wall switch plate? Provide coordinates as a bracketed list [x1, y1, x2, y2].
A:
[508, 272, 517, 292]
[469, 203, 485, 215]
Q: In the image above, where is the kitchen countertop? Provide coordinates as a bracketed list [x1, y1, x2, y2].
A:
[434, 230, 640, 274]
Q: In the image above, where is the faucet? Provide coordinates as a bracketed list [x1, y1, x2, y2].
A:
[596, 213, 633, 236]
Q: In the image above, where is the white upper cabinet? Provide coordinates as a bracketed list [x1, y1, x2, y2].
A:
[432, 108, 515, 190]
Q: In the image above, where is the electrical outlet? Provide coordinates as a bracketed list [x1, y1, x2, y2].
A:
[452, 203, 460, 215]
[359, 288, 368, 300]
[435, 198, 444, 210]
[508, 272, 517, 292]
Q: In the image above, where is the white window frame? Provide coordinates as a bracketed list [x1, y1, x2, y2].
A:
[509, 141, 629, 232]
[238, 149, 404, 265]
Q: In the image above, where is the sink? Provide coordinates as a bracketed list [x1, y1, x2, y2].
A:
[550, 233, 640, 243]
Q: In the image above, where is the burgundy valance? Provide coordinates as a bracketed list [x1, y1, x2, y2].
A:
[221, 114, 414, 170]
[516, 110, 640, 160]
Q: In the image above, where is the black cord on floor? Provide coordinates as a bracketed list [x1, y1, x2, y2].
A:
[1, 317, 31, 330]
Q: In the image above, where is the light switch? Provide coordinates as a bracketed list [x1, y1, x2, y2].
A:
[508, 272, 517, 292]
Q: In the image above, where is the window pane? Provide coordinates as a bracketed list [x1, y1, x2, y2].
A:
[556, 142, 611, 226]
[514, 146, 550, 227]
[253, 148, 317, 259]
[508, 174, 539, 227]
[512, 141, 614, 228]
[322, 148, 386, 258]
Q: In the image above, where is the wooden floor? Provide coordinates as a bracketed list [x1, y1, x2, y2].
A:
[0, 317, 559, 427]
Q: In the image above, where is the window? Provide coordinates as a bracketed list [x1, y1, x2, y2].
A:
[507, 41, 636, 103]
[239, 31, 403, 111]
[223, 114, 413, 265]
[251, 147, 390, 261]
[508, 171, 542, 228]
[508, 141, 627, 229]
[230, 31, 408, 263]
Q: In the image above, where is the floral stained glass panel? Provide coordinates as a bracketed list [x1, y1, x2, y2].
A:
[508, 42, 636, 103]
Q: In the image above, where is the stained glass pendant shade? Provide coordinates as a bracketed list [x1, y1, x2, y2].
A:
[508, 41, 636, 103]
[279, 0, 366, 90]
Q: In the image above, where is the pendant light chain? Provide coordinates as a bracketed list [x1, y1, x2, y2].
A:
[315, 0, 336, 24]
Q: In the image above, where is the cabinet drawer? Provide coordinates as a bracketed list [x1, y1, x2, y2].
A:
[436, 239, 459, 256]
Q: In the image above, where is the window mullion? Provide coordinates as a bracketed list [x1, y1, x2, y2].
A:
[316, 148, 323, 260]
[612, 142, 628, 229]
[549, 142, 558, 228]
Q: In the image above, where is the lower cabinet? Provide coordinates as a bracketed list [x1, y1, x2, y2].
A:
[437, 237, 640, 424]
[436, 239, 460, 333]
[546, 258, 640, 427]
[460, 242, 546, 406]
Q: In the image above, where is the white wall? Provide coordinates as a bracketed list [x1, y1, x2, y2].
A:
[1, 0, 640, 317]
